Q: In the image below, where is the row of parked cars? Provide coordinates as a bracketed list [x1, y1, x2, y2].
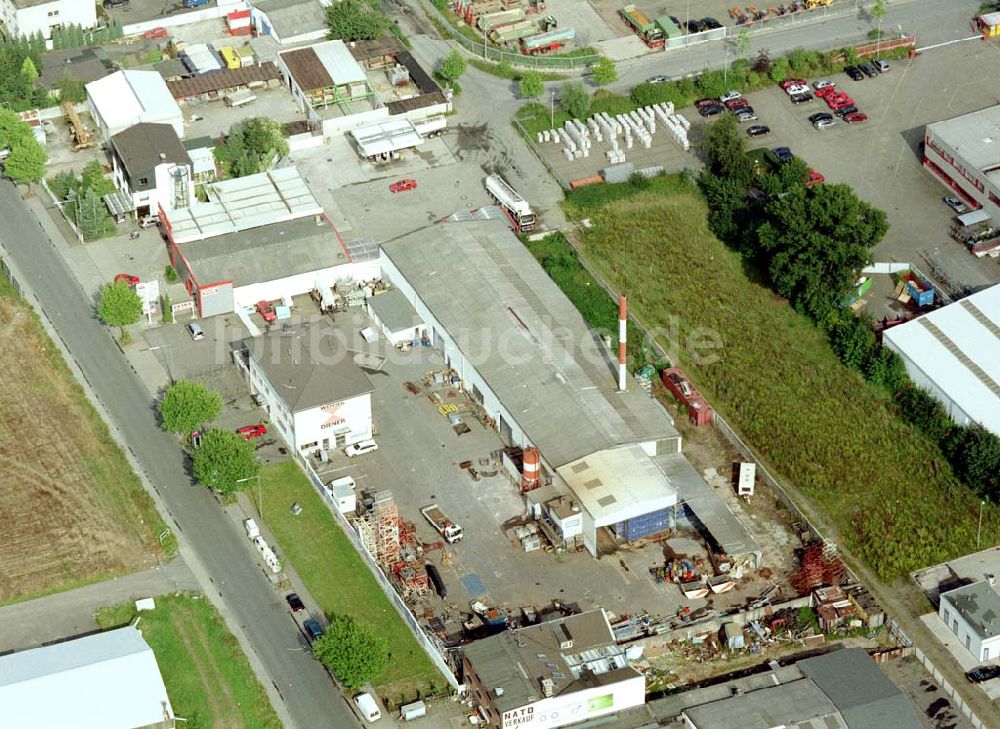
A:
[695, 90, 772, 137]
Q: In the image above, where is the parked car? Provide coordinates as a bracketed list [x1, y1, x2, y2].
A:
[828, 96, 856, 111]
[701, 16, 723, 29]
[813, 117, 837, 130]
[966, 665, 1000, 683]
[808, 112, 833, 124]
[943, 195, 968, 214]
[669, 15, 681, 28]
[102, 0, 128, 8]
[698, 104, 724, 117]
[256, 300, 277, 322]
[806, 169, 825, 187]
[114, 273, 140, 286]
[779, 78, 806, 90]
[139, 214, 159, 228]
[344, 439, 379, 457]
[833, 105, 859, 118]
[143, 27, 168, 39]
[735, 111, 758, 123]
[186, 322, 205, 341]
[719, 89, 742, 103]
[302, 618, 324, 642]
[686, 19, 704, 32]
[844, 66, 864, 80]
[285, 593, 305, 612]
[789, 92, 813, 104]
[746, 125, 770, 137]
[695, 97, 720, 109]
[859, 62, 878, 77]
[236, 423, 267, 440]
[812, 79, 835, 90]
[353, 693, 382, 723]
[772, 146, 794, 163]
[843, 111, 868, 123]
[873, 58, 890, 73]
[815, 85, 838, 99]
[389, 178, 417, 193]
[784, 84, 810, 96]
[647, 75, 669, 84]
[724, 98, 749, 110]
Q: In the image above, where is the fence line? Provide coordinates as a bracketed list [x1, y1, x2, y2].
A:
[511, 117, 570, 189]
[913, 645, 985, 729]
[420, 0, 599, 68]
[291, 450, 460, 690]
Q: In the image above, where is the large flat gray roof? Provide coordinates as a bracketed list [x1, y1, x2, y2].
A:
[941, 580, 1000, 640]
[369, 288, 421, 332]
[181, 215, 349, 287]
[681, 677, 842, 729]
[380, 221, 679, 468]
[927, 105, 1000, 174]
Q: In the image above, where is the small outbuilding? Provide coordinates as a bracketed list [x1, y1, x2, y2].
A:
[367, 288, 424, 345]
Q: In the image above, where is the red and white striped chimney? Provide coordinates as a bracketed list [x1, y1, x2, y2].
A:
[618, 295, 627, 391]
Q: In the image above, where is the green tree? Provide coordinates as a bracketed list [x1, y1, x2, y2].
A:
[756, 184, 887, 321]
[438, 51, 466, 83]
[5, 137, 47, 183]
[701, 113, 753, 185]
[19, 56, 37, 82]
[219, 117, 289, 178]
[325, 0, 388, 41]
[518, 70, 544, 99]
[590, 56, 617, 86]
[559, 81, 591, 120]
[828, 313, 877, 370]
[158, 380, 223, 436]
[57, 72, 86, 103]
[862, 345, 906, 392]
[946, 426, 1000, 500]
[81, 159, 116, 197]
[0, 107, 33, 149]
[312, 615, 388, 689]
[871, 0, 886, 56]
[97, 280, 142, 338]
[76, 187, 107, 240]
[192, 429, 260, 495]
[894, 384, 955, 443]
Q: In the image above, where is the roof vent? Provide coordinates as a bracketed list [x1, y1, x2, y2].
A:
[493, 687, 504, 697]
[988, 574, 996, 587]
[540, 678, 554, 697]
[159, 152, 166, 160]
[558, 623, 573, 650]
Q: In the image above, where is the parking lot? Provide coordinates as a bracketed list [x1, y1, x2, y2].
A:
[686, 41, 1000, 295]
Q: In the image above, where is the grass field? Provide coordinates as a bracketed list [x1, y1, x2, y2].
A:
[530, 179, 1000, 579]
[260, 461, 442, 698]
[0, 275, 173, 605]
[97, 594, 281, 728]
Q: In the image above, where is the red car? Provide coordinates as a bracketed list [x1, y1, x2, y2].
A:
[815, 85, 838, 99]
[256, 300, 277, 322]
[143, 27, 168, 39]
[389, 178, 417, 193]
[114, 273, 140, 286]
[724, 98, 750, 110]
[236, 423, 267, 440]
[843, 111, 868, 124]
[828, 96, 855, 110]
[805, 169, 825, 187]
[779, 78, 806, 90]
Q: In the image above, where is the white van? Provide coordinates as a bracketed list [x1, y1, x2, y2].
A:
[353, 693, 381, 723]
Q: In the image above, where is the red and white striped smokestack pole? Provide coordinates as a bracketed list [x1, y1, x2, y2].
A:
[618, 294, 627, 391]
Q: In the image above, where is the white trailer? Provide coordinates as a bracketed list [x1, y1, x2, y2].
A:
[484, 174, 536, 232]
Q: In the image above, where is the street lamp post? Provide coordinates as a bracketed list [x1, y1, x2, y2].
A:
[978, 500, 986, 550]
[238, 474, 263, 518]
[550, 90, 555, 129]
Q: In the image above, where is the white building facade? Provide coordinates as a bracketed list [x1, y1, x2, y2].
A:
[86, 70, 184, 143]
[938, 580, 1000, 662]
[0, 0, 95, 40]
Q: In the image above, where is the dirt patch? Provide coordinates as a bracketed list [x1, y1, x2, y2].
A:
[0, 296, 158, 602]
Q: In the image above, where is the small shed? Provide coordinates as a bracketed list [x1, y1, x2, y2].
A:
[368, 289, 424, 346]
[977, 11, 1000, 38]
[721, 622, 745, 650]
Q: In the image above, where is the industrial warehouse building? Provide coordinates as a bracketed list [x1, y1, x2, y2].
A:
[162, 167, 378, 317]
[924, 105, 1000, 223]
[462, 608, 645, 729]
[0, 0, 96, 40]
[883, 284, 1000, 436]
[240, 321, 375, 454]
[86, 70, 184, 143]
[0, 627, 174, 729]
[938, 580, 1000, 662]
[379, 221, 759, 562]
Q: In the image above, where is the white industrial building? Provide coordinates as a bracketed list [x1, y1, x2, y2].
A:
[110, 123, 194, 218]
[883, 284, 1000, 436]
[379, 221, 759, 562]
[162, 167, 378, 317]
[924, 105, 1000, 224]
[0, 627, 174, 729]
[0, 0, 95, 40]
[86, 70, 184, 143]
[938, 580, 1000, 662]
[462, 608, 645, 729]
[367, 288, 424, 346]
[243, 321, 375, 454]
[248, 0, 328, 45]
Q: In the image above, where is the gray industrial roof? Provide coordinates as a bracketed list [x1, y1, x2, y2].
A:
[799, 648, 922, 729]
[380, 221, 679, 469]
[255, 0, 327, 39]
[463, 609, 634, 713]
[940, 580, 1000, 640]
[0, 627, 172, 729]
[369, 288, 421, 333]
[926, 105, 1000, 174]
[681, 678, 843, 729]
[655, 452, 760, 559]
[181, 215, 349, 287]
[39, 48, 112, 90]
[247, 321, 374, 412]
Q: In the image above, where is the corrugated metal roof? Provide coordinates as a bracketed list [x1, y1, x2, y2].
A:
[86, 70, 181, 134]
[167, 62, 280, 98]
[350, 117, 423, 156]
[369, 289, 421, 333]
[313, 40, 367, 85]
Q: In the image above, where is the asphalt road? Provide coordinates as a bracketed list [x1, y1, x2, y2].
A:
[0, 182, 357, 729]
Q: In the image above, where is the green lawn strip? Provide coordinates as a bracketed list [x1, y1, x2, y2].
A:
[261, 461, 442, 692]
[539, 183, 996, 579]
[96, 594, 282, 728]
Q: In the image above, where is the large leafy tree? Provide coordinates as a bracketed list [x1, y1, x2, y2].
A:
[590, 57, 617, 86]
[438, 51, 466, 84]
[76, 187, 108, 240]
[756, 183, 887, 321]
[701, 114, 753, 185]
[945, 426, 1000, 500]
[158, 380, 223, 435]
[559, 81, 591, 120]
[218, 117, 289, 178]
[97, 280, 142, 338]
[0, 107, 32, 150]
[5, 136, 46, 183]
[312, 615, 388, 689]
[518, 71, 543, 99]
[192, 429, 260, 495]
[325, 0, 388, 41]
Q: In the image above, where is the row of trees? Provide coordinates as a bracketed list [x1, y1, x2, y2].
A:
[326, 0, 391, 41]
[0, 108, 47, 183]
[49, 160, 116, 239]
[50, 20, 124, 51]
[699, 113, 1000, 501]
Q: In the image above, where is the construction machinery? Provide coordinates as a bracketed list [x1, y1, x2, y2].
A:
[619, 4, 664, 48]
[61, 101, 92, 150]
